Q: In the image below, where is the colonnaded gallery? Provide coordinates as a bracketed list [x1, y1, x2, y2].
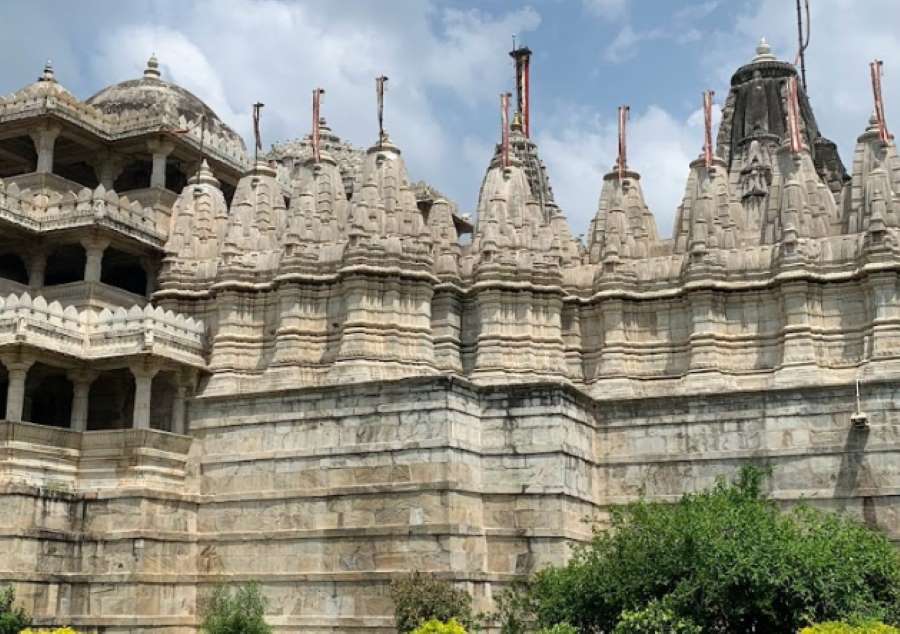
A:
[0, 37, 897, 632]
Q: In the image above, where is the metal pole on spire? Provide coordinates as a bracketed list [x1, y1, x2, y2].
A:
[703, 90, 715, 168]
[252, 102, 265, 164]
[509, 44, 532, 138]
[795, 0, 810, 92]
[501, 92, 511, 168]
[312, 88, 325, 163]
[786, 76, 804, 154]
[376, 75, 389, 145]
[871, 60, 891, 145]
[617, 105, 630, 180]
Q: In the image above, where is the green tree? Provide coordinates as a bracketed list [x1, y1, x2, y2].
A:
[200, 582, 272, 634]
[612, 599, 701, 633]
[529, 467, 900, 633]
[390, 572, 474, 633]
[0, 585, 32, 634]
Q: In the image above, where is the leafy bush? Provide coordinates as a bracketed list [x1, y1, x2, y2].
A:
[613, 600, 701, 633]
[20, 629, 82, 634]
[200, 582, 272, 634]
[530, 467, 900, 633]
[536, 624, 579, 634]
[410, 618, 468, 634]
[391, 572, 474, 633]
[493, 582, 535, 634]
[800, 622, 900, 633]
[0, 585, 31, 634]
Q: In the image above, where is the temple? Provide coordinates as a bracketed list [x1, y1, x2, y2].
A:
[0, 39, 898, 633]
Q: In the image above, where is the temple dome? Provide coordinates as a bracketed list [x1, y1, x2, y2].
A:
[86, 55, 245, 151]
[3, 60, 78, 103]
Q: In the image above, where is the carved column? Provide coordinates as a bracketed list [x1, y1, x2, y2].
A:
[147, 138, 175, 189]
[2, 357, 34, 422]
[781, 280, 815, 365]
[129, 362, 160, 429]
[141, 257, 160, 297]
[599, 298, 626, 377]
[688, 289, 718, 371]
[92, 153, 125, 190]
[27, 250, 46, 288]
[67, 369, 97, 432]
[81, 237, 110, 283]
[29, 124, 62, 174]
[867, 271, 900, 359]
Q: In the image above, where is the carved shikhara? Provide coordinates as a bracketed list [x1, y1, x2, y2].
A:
[0, 43, 898, 633]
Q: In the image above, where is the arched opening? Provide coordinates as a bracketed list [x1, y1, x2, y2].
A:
[23, 364, 73, 428]
[87, 369, 134, 430]
[150, 371, 177, 432]
[100, 247, 147, 296]
[0, 253, 28, 284]
[45, 244, 86, 286]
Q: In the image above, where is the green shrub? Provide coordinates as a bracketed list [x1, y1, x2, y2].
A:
[530, 467, 900, 633]
[410, 618, 468, 634]
[800, 622, 900, 633]
[537, 624, 579, 634]
[493, 582, 535, 634]
[613, 600, 701, 633]
[0, 585, 31, 634]
[20, 628, 82, 634]
[200, 582, 272, 634]
[390, 572, 474, 633]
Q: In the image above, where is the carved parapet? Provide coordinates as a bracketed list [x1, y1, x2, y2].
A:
[0, 292, 206, 367]
[0, 178, 166, 247]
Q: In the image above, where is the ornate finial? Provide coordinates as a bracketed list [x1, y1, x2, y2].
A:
[189, 158, 221, 188]
[40, 60, 55, 82]
[144, 54, 161, 79]
[753, 37, 777, 63]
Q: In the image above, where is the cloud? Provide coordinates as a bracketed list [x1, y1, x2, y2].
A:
[583, 0, 629, 22]
[537, 104, 719, 239]
[0, 0, 541, 217]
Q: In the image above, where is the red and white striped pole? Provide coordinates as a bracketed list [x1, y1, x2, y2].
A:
[501, 92, 511, 168]
[312, 88, 324, 162]
[703, 90, 715, 168]
[786, 76, 803, 154]
[871, 60, 891, 144]
[617, 105, 630, 180]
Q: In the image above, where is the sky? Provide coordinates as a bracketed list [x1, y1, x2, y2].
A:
[1, 0, 899, 239]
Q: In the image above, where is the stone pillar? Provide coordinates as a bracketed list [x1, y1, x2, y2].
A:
[599, 298, 626, 377]
[688, 289, 718, 371]
[92, 153, 125, 190]
[2, 357, 34, 422]
[172, 383, 188, 435]
[147, 138, 175, 189]
[867, 271, 900, 359]
[781, 280, 815, 365]
[67, 370, 96, 432]
[141, 257, 160, 297]
[29, 124, 62, 174]
[130, 362, 160, 429]
[81, 237, 110, 283]
[27, 251, 46, 288]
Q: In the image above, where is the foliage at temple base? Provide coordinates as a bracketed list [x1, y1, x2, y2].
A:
[391, 572, 475, 633]
[199, 582, 272, 634]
